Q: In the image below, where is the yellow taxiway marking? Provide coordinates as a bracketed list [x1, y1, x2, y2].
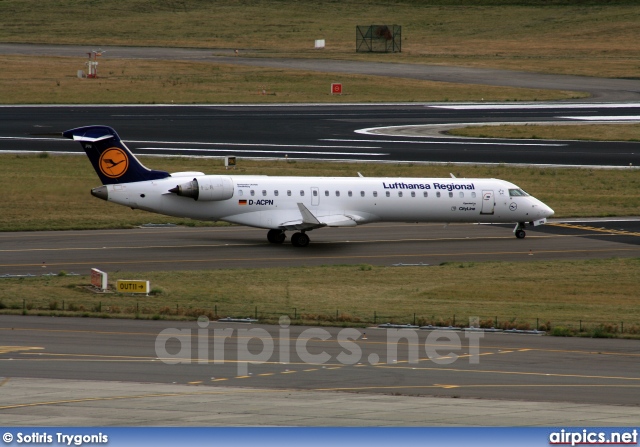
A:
[550, 223, 640, 237]
[4, 328, 640, 361]
[281, 370, 296, 374]
[0, 226, 260, 241]
[0, 388, 297, 411]
[211, 378, 228, 382]
[315, 384, 640, 392]
[235, 375, 251, 379]
[2, 244, 639, 269]
[258, 373, 274, 377]
[187, 381, 203, 386]
[0, 346, 44, 355]
[373, 364, 640, 382]
[0, 378, 10, 387]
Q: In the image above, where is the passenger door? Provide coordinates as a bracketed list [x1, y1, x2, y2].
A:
[481, 190, 495, 215]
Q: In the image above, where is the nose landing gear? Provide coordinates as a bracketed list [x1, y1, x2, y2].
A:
[514, 222, 526, 239]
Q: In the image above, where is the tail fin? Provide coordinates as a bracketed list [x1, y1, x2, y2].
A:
[63, 125, 170, 185]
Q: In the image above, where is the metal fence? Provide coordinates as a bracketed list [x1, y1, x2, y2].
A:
[3, 298, 639, 336]
[356, 25, 401, 53]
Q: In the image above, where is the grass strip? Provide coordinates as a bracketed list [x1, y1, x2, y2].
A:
[1, 1, 640, 78]
[0, 55, 582, 104]
[1, 259, 639, 336]
[449, 123, 640, 142]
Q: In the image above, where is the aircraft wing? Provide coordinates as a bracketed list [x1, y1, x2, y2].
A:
[278, 204, 359, 230]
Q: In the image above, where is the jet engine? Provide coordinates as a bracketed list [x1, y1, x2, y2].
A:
[169, 176, 234, 201]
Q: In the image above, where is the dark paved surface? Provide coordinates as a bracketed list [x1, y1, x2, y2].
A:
[1, 220, 639, 276]
[2, 315, 640, 407]
[1, 104, 640, 166]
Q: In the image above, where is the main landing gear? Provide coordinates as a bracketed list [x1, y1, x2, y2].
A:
[290, 232, 310, 247]
[266, 229, 310, 247]
[514, 222, 526, 239]
[267, 229, 286, 244]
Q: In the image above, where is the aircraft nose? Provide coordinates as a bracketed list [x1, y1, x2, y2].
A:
[541, 203, 554, 218]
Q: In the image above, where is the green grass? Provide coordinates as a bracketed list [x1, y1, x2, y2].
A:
[2, 259, 639, 335]
[1, 154, 639, 232]
[1, 1, 640, 84]
[0, 55, 583, 104]
[2, 1, 639, 103]
[449, 123, 640, 142]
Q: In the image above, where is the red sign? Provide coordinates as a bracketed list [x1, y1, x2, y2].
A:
[331, 83, 342, 95]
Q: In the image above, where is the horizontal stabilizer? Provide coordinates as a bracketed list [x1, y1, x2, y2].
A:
[63, 125, 118, 143]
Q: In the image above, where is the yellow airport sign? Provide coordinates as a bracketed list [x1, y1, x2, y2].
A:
[116, 280, 150, 295]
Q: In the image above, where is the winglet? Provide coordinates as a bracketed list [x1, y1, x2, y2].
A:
[297, 203, 321, 225]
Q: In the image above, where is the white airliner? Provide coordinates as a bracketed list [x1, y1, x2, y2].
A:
[64, 125, 554, 247]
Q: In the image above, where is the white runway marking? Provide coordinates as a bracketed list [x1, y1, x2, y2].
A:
[431, 103, 640, 110]
[0, 136, 381, 151]
[559, 116, 640, 121]
[137, 147, 388, 156]
[324, 138, 566, 147]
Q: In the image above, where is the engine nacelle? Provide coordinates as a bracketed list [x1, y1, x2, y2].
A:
[169, 176, 234, 201]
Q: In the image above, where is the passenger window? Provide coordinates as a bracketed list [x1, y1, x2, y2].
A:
[423, 191, 428, 197]
[471, 192, 476, 198]
[373, 191, 378, 197]
[274, 190, 279, 196]
[398, 191, 403, 197]
[386, 191, 390, 197]
[411, 191, 415, 197]
[347, 191, 352, 197]
[313, 190, 318, 197]
[262, 190, 267, 196]
[325, 190, 329, 197]
[250, 190, 255, 196]
[449, 192, 453, 198]
[238, 190, 244, 196]
[300, 190, 305, 196]
[287, 190, 291, 196]
[459, 192, 464, 198]
[436, 192, 441, 198]
[336, 191, 340, 197]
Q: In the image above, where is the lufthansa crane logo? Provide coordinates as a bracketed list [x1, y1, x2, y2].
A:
[99, 147, 129, 178]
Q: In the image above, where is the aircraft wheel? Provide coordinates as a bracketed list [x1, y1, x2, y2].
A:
[291, 232, 310, 247]
[515, 229, 526, 239]
[267, 229, 285, 244]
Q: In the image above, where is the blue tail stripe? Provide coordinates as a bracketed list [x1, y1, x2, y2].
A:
[63, 125, 170, 185]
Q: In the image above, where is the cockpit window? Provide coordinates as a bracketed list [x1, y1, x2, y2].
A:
[509, 188, 529, 197]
